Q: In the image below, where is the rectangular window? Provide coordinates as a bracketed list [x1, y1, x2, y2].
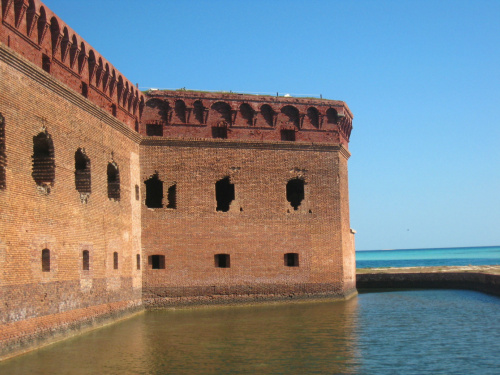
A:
[113, 252, 118, 270]
[149, 255, 165, 269]
[212, 127, 227, 139]
[42, 249, 50, 272]
[215, 254, 230, 268]
[281, 129, 295, 141]
[136, 254, 141, 270]
[82, 250, 90, 270]
[284, 253, 299, 267]
[42, 54, 51, 73]
[146, 124, 163, 136]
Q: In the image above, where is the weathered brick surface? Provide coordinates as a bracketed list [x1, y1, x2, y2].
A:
[0, 0, 355, 359]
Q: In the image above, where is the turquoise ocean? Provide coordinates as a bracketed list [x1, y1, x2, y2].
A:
[356, 245, 500, 268]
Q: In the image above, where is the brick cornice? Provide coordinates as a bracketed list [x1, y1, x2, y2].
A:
[0, 43, 141, 143]
[140, 136, 351, 157]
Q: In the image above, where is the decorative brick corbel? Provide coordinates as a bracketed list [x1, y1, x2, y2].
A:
[203, 108, 209, 124]
[52, 32, 63, 58]
[14, 0, 29, 29]
[26, 9, 39, 37]
[122, 89, 129, 107]
[108, 76, 116, 97]
[185, 107, 193, 123]
[299, 113, 306, 129]
[2, 0, 14, 19]
[318, 113, 324, 129]
[231, 110, 237, 125]
[78, 53, 87, 74]
[61, 40, 71, 63]
[38, 20, 49, 46]
[95, 65, 103, 88]
[70, 46, 80, 69]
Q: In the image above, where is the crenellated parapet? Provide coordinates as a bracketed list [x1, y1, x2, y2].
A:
[142, 90, 354, 146]
[0, 0, 145, 130]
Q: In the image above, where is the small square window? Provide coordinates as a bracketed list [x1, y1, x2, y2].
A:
[280, 129, 295, 141]
[149, 255, 165, 269]
[212, 127, 227, 139]
[284, 253, 299, 267]
[215, 254, 230, 268]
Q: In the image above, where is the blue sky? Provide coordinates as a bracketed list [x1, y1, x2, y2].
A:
[44, 0, 500, 250]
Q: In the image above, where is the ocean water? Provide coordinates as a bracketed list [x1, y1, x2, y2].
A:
[356, 245, 500, 268]
[1, 290, 499, 374]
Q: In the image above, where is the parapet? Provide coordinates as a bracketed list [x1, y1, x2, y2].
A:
[142, 90, 353, 146]
[0, 0, 145, 130]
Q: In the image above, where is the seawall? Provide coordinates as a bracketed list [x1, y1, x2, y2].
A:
[357, 266, 500, 297]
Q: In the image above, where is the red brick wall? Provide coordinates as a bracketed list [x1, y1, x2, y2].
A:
[140, 139, 355, 303]
[0, 44, 142, 329]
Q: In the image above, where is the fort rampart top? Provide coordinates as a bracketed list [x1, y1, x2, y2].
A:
[1, 0, 145, 129]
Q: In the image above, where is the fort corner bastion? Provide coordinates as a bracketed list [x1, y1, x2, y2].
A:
[0, 0, 355, 359]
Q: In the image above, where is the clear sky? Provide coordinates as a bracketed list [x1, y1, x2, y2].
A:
[43, 0, 500, 250]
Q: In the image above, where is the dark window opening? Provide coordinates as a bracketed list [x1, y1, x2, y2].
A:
[281, 129, 295, 141]
[261, 104, 275, 127]
[239, 103, 254, 126]
[42, 54, 51, 73]
[107, 162, 120, 201]
[113, 252, 118, 270]
[144, 98, 169, 123]
[286, 178, 304, 211]
[32, 131, 55, 189]
[135, 184, 140, 200]
[212, 126, 227, 139]
[82, 250, 89, 271]
[193, 100, 205, 124]
[215, 176, 234, 212]
[307, 107, 319, 128]
[135, 120, 139, 132]
[111, 104, 117, 117]
[167, 184, 177, 209]
[284, 253, 299, 267]
[281, 105, 300, 128]
[42, 248, 50, 272]
[215, 254, 230, 268]
[174, 100, 186, 123]
[326, 108, 338, 124]
[81, 82, 88, 98]
[144, 173, 163, 208]
[146, 123, 163, 136]
[149, 255, 165, 269]
[0, 113, 5, 189]
[75, 148, 91, 195]
[136, 254, 141, 270]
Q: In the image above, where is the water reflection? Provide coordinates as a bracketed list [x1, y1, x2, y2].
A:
[2, 290, 500, 374]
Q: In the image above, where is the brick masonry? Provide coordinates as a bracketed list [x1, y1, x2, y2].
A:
[0, 0, 355, 360]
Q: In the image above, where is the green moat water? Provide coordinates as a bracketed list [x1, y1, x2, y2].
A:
[2, 290, 500, 374]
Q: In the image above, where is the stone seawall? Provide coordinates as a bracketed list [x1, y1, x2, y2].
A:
[357, 267, 500, 297]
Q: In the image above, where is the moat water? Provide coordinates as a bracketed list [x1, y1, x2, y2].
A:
[2, 290, 500, 374]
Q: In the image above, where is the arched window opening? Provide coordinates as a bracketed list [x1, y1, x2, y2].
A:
[117, 76, 124, 104]
[139, 97, 145, 119]
[215, 176, 234, 212]
[167, 184, 177, 209]
[260, 104, 275, 127]
[144, 173, 163, 208]
[107, 162, 120, 201]
[123, 82, 129, 108]
[113, 252, 118, 270]
[281, 105, 300, 128]
[239, 103, 254, 126]
[32, 131, 55, 190]
[174, 100, 186, 123]
[49, 17, 60, 56]
[36, 7, 47, 45]
[82, 250, 89, 270]
[75, 148, 91, 200]
[0, 113, 6, 189]
[307, 107, 319, 128]
[286, 178, 304, 211]
[326, 108, 338, 124]
[69, 35, 78, 68]
[215, 254, 230, 268]
[149, 255, 165, 269]
[144, 98, 169, 124]
[193, 100, 205, 124]
[14, 0, 26, 29]
[284, 253, 299, 267]
[211, 102, 232, 124]
[95, 57, 103, 88]
[136, 254, 141, 270]
[42, 249, 50, 272]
